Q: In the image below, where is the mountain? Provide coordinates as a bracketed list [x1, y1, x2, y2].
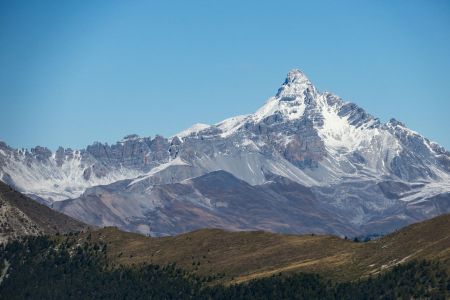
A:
[0, 181, 88, 243]
[1, 69, 450, 236]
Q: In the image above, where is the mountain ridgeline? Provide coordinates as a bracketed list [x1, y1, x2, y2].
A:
[1, 69, 450, 237]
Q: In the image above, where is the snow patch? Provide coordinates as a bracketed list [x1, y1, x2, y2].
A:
[128, 156, 189, 186]
[253, 96, 306, 122]
[216, 115, 249, 137]
[317, 99, 378, 152]
[2, 155, 142, 201]
[174, 123, 210, 139]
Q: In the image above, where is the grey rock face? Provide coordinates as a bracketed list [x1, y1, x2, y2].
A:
[0, 134, 171, 200]
[30, 146, 52, 162]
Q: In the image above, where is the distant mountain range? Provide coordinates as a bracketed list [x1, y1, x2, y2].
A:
[1, 69, 450, 237]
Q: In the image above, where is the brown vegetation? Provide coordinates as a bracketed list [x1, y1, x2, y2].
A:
[77, 213, 450, 284]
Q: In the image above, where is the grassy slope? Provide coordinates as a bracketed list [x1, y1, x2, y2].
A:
[77, 213, 450, 284]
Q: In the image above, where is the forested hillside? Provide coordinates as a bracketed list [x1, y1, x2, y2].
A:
[0, 235, 449, 299]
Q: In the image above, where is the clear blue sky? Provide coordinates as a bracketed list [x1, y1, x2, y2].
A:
[1, 0, 449, 150]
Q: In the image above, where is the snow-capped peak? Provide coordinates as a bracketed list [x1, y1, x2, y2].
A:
[253, 69, 317, 122]
[285, 69, 311, 85]
[276, 69, 316, 101]
[2, 67, 449, 207]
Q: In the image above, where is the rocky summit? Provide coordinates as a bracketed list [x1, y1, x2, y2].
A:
[1, 69, 450, 237]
